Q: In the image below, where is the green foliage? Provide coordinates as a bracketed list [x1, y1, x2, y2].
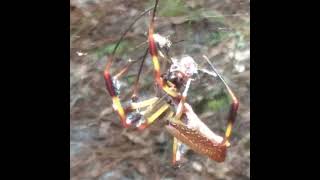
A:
[153, 0, 189, 17]
[184, 9, 226, 24]
[192, 89, 230, 114]
[207, 29, 249, 49]
[233, 31, 247, 49]
[208, 30, 229, 46]
[201, 10, 225, 23]
[185, 8, 203, 22]
[207, 92, 230, 111]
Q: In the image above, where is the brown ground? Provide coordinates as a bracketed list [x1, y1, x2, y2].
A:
[70, 0, 250, 179]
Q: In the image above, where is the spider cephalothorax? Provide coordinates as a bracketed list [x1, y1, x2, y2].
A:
[163, 55, 198, 90]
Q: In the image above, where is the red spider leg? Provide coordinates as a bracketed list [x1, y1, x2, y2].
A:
[202, 55, 239, 145]
[148, 0, 161, 85]
[104, 7, 153, 128]
[104, 63, 129, 127]
[148, 1, 190, 161]
[147, 0, 180, 98]
[127, 43, 173, 129]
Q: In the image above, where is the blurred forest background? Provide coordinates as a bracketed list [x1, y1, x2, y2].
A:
[70, 0, 250, 179]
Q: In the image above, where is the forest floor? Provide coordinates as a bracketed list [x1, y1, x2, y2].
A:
[70, 0, 250, 179]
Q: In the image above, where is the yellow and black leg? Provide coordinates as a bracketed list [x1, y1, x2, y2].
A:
[104, 59, 130, 128]
[135, 96, 171, 130]
[147, 0, 180, 98]
[104, 50, 151, 128]
[202, 55, 239, 146]
[103, 6, 154, 127]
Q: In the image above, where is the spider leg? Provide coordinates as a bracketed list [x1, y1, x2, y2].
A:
[104, 52, 154, 128]
[131, 48, 149, 101]
[103, 7, 154, 128]
[222, 83, 239, 145]
[172, 136, 179, 165]
[135, 95, 171, 130]
[201, 55, 239, 146]
[169, 80, 190, 165]
[173, 79, 192, 121]
[164, 58, 240, 162]
[147, 0, 180, 98]
[166, 111, 186, 165]
[104, 65, 129, 128]
[113, 58, 140, 80]
[128, 97, 159, 110]
[124, 97, 161, 126]
[163, 79, 192, 165]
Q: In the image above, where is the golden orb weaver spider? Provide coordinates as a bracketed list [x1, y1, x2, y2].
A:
[103, 0, 239, 165]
